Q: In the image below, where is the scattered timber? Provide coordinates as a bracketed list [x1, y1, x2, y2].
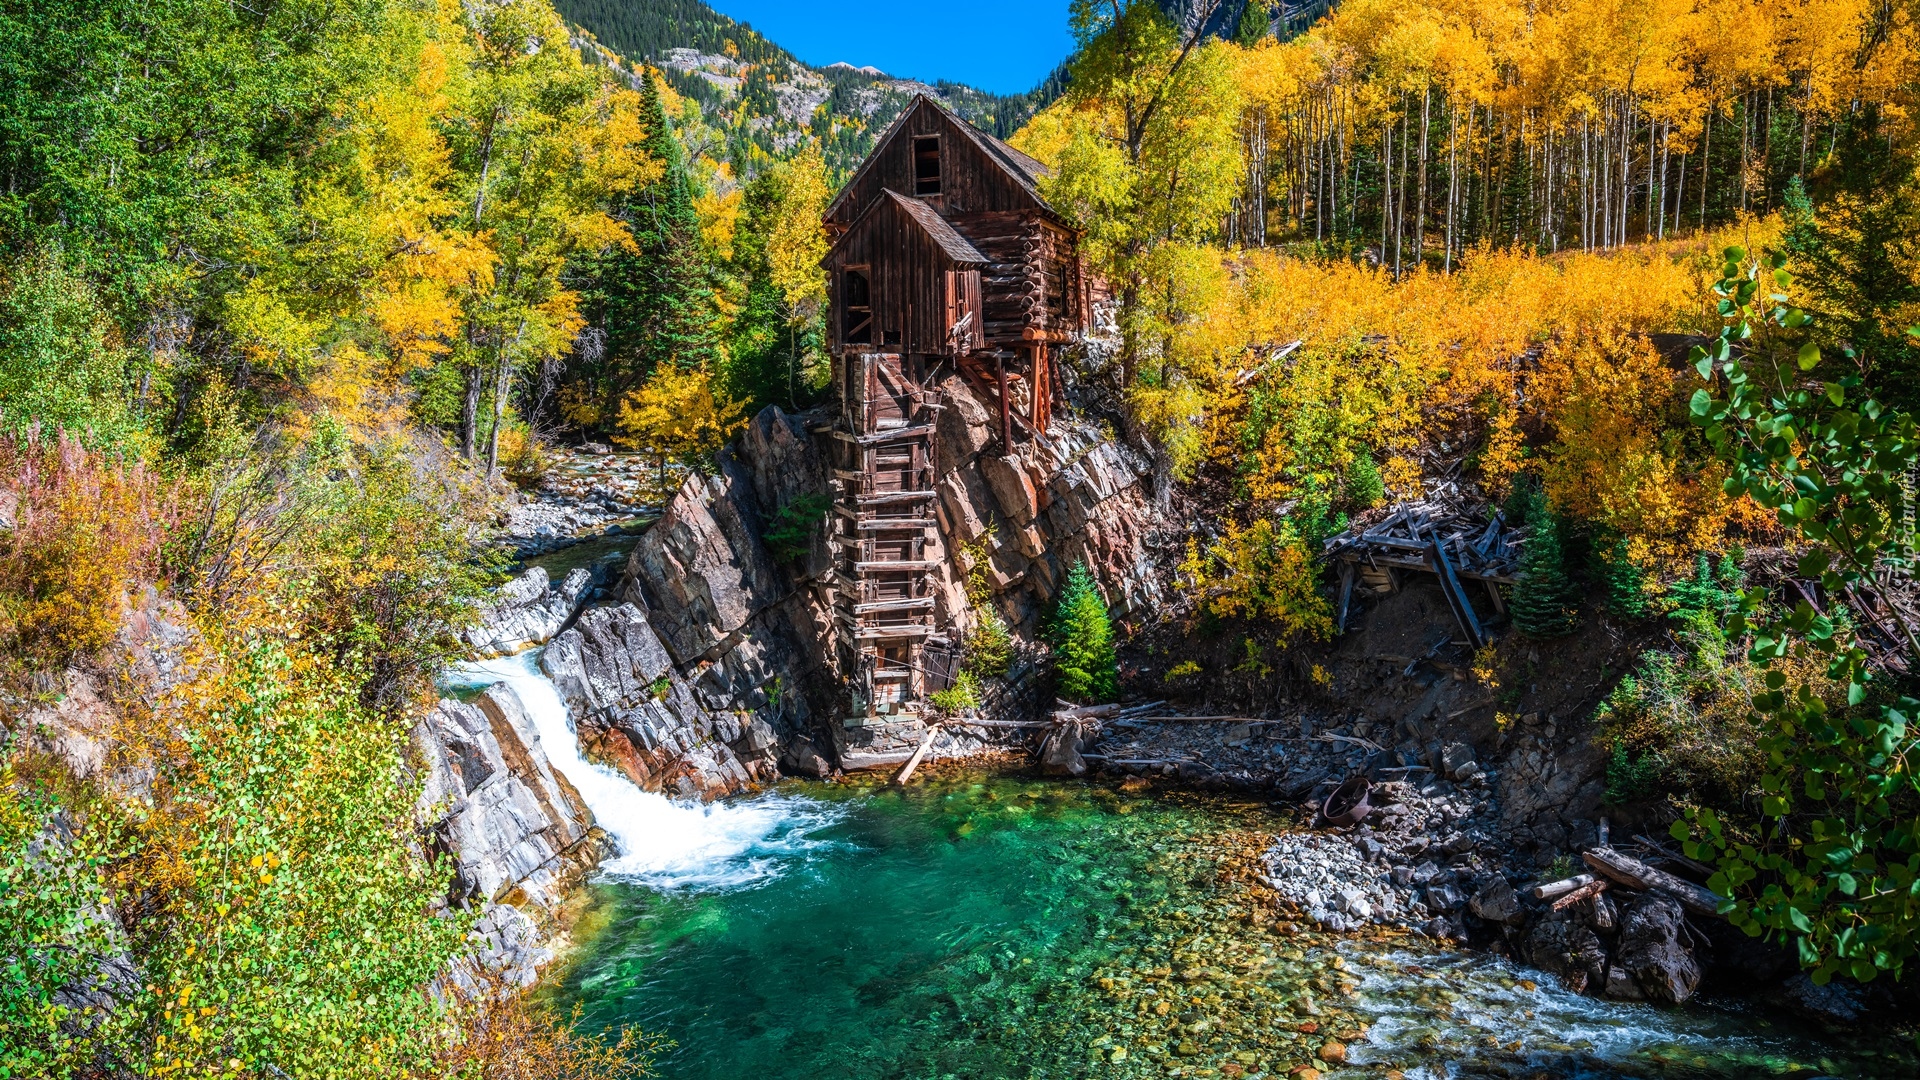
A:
[1324, 501, 1524, 645]
[1583, 847, 1726, 918]
[1531, 874, 1598, 901]
[1551, 878, 1611, 912]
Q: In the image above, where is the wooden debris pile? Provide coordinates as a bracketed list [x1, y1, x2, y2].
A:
[1323, 501, 1527, 647]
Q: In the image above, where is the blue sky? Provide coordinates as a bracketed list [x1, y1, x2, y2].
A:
[708, 1, 1076, 96]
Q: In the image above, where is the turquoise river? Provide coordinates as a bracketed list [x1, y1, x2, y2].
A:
[453, 654, 1919, 1080]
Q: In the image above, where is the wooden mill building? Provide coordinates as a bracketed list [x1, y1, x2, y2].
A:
[823, 94, 1095, 722]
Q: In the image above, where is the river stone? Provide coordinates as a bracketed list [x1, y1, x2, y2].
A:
[1468, 880, 1526, 925]
[1614, 893, 1701, 1004]
[1523, 918, 1609, 995]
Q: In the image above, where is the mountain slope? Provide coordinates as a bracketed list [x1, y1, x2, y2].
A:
[556, 0, 1057, 178]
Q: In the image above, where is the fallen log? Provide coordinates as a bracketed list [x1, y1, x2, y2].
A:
[1053, 702, 1124, 719]
[1530, 873, 1597, 901]
[1584, 847, 1726, 919]
[1550, 878, 1610, 912]
[892, 726, 940, 786]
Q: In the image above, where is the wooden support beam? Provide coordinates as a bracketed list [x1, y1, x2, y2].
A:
[1426, 538, 1487, 649]
[1335, 561, 1357, 633]
[994, 351, 1013, 454]
[858, 491, 938, 506]
[857, 518, 936, 531]
[893, 726, 940, 786]
[857, 423, 937, 447]
[854, 597, 937, 614]
[853, 560, 941, 572]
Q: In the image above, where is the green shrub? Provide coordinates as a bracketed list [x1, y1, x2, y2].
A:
[0, 768, 123, 1078]
[930, 670, 982, 714]
[1051, 561, 1119, 704]
[763, 492, 831, 563]
[1596, 535, 1651, 619]
[963, 607, 1014, 678]
[1604, 740, 1664, 805]
[1344, 451, 1385, 510]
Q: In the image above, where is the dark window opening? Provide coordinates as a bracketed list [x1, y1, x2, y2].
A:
[843, 268, 872, 345]
[912, 136, 941, 196]
[1045, 259, 1069, 318]
[883, 329, 902, 346]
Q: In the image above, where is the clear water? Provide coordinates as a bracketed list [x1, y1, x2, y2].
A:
[450, 658, 1920, 1080]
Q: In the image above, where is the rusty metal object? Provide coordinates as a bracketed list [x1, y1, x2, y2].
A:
[1321, 775, 1373, 827]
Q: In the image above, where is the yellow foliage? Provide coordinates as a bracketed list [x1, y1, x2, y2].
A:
[0, 430, 173, 670]
[1534, 334, 1754, 565]
[1178, 519, 1334, 645]
[614, 364, 750, 480]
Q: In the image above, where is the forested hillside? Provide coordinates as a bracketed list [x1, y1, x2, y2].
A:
[3, 0, 1920, 1072]
[557, 0, 1051, 178]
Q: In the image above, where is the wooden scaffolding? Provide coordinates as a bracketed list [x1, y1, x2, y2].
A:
[831, 352, 948, 721]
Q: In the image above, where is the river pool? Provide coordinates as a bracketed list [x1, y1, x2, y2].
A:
[445, 654, 1917, 1080]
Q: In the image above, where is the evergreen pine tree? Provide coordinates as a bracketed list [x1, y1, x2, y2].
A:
[572, 73, 720, 426]
[1511, 485, 1581, 638]
[1596, 536, 1650, 619]
[1052, 561, 1120, 703]
[1234, 2, 1271, 46]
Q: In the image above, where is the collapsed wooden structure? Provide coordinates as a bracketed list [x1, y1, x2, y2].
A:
[823, 95, 1096, 723]
[1323, 502, 1525, 648]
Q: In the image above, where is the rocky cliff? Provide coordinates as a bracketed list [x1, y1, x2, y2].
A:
[523, 376, 1169, 796]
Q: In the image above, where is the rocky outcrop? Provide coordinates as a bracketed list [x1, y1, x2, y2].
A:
[466, 566, 592, 657]
[413, 685, 604, 986]
[540, 604, 783, 800]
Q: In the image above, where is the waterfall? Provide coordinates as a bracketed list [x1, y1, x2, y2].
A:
[446, 651, 842, 892]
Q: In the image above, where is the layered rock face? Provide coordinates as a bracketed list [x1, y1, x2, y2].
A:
[412, 685, 604, 984]
[540, 604, 782, 800]
[466, 566, 591, 658]
[555, 389, 1166, 790]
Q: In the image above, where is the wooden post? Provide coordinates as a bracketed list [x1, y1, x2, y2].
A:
[994, 351, 1013, 454]
[1031, 347, 1048, 433]
[894, 724, 940, 786]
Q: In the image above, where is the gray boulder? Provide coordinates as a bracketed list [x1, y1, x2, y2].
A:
[1614, 893, 1702, 1004]
[467, 566, 592, 657]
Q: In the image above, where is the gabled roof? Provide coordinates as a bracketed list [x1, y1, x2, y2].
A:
[823, 94, 1054, 224]
[877, 190, 988, 265]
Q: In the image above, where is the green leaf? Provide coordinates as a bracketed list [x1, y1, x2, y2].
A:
[1670, 820, 1691, 842]
[1797, 343, 1821, 371]
[1826, 382, 1845, 406]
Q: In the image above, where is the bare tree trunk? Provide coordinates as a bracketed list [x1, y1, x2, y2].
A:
[1673, 151, 1686, 237]
[1381, 124, 1393, 265]
[1415, 83, 1430, 269]
[1446, 96, 1459, 271]
[1651, 111, 1666, 239]
[1701, 104, 1712, 229]
[460, 362, 483, 460]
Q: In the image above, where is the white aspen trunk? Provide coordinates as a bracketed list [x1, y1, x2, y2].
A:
[1446, 95, 1459, 272]
[1651, 111, 1666, 239]
[1700, 104, 1711, 228]
[1415, 83, 1430, 269]
[1673, 151, 1686, 237]
[1657, 120, 1670, 240]
[1382, 124, 1392, 263]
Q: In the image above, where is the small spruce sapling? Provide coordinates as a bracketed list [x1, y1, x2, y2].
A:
[1051, 560, 1120, 703]
[1597, 536, 1651, 619]
[1511, 483, 1582, 638]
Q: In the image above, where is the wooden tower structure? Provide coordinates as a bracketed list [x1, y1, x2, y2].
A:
[822, 95, 1095, 722]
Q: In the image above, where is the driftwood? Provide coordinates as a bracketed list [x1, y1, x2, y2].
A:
[893, 726, 940, 786]
[1584, 848, 1725, 919]
[1317, 733, 1388, 753]
[1551, 878, 1610, 912]
[1054, 702, 1124, 719]
[1531, 874, 1598, 901]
